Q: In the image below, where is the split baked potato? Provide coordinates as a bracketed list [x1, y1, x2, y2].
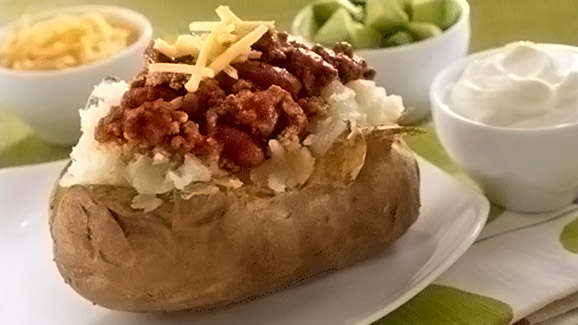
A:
[50, 128, 419, 312]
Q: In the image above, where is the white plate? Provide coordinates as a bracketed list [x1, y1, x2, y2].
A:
[0, 157, 488, 325]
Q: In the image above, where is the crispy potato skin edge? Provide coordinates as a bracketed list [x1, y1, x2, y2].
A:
[49, 132, 420, 312]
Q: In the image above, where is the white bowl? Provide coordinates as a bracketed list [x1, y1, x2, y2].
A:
[291, 0, 470, 124]
[0, 5, 152, 146]
[431, 44, 578, 213]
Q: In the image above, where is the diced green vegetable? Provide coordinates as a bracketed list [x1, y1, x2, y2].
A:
[410, 0, 460, 29]
[365, 0, 410, 32]
[301, 0, 461, 49]
[410, 0, 443, 25]
[314, 7, 355, 45]
[407, 21, 442, 40]
[311, 0, 364, 26]
[334, 0, 365, 21]
[297, 6, 320, 41]
[350, 22, 382, 49]
[311, 0, 343, 26]
[440, 0, 461, 29]
[383, 30, 414, 47]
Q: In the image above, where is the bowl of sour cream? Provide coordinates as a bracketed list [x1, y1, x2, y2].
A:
[431, 41, 578, 212]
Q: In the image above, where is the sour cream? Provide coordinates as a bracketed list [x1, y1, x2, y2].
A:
[448, 41, 578, 128]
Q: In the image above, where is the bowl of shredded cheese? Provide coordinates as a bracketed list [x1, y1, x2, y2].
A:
[0, 5, 152, 145]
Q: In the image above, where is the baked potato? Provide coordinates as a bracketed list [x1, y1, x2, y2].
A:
[48, 6, 421, 313]
[50, 128, 419, 312]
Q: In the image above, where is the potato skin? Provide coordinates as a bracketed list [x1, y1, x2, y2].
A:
[49, 130, 420, 312]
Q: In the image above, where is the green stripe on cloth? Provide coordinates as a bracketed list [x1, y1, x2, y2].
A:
[560, 218, 578, 254]
[375, 285, 513, 325]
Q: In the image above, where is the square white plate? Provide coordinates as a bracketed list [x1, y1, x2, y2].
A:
[0, 156, 488, 325]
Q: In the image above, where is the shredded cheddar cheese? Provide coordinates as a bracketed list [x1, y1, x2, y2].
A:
[215, 5, 241, 22]
[149, 6, 275, 92]
[153, 35, 203, 58]
[222, 64, 238, 79]
[0, 13, 131, 70]
[208, 24, 268, 73]
[188, 21, 275, 33]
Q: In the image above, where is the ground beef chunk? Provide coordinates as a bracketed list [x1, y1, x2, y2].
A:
[233, 61, 302, 97]
[206, 85, 305, 143]
[214, 124, 265, 170]
[287, 48, 339, 97]
[276, 89, 308, 144]
[95, 98, 207, 155]
[250, 31, 309, 64]
[251, 31, 290, 64]
[231, 79, 258, 93]
[95, 105, 125, 143]
[177, 93, 200, 117]
[122, 99, 187, 149]
[312, 43, 376, 83]
[178, 79, 226, 119]
[130, 71, 147, 88]
[169, 120, 206, 154]
[146, 72, 190, 90]
[121, 85, 182, 109]
[298, 97, 328, 132]
[298, 96, 327, 118]
[215, 73, 260, 94]
[210, 89, 280, 138]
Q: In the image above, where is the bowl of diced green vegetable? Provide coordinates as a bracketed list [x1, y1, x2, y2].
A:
[292, 0, 470, 123]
